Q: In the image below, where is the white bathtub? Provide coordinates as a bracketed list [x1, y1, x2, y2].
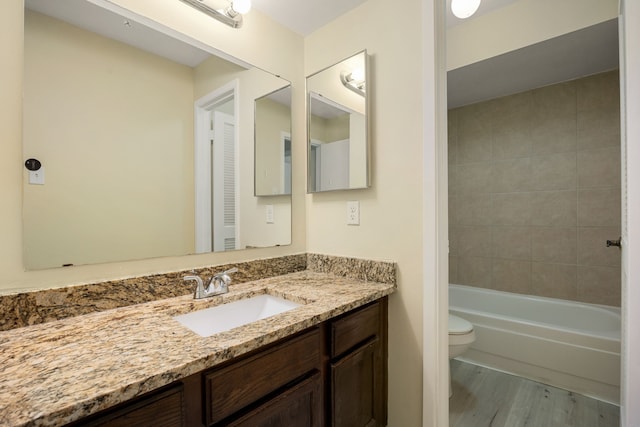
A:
[449, 284, 621, 404]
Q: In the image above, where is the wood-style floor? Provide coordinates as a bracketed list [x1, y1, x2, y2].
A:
[449, 360, 620, 427]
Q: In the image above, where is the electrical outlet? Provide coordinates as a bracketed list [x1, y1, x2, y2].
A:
[347, 201, 360, 225]
[266, 205, 274, 224]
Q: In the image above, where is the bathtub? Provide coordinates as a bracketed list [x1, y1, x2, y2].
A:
[449, 284, 621, 404]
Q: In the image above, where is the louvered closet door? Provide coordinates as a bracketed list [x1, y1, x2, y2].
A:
[212, 111, 238, 252]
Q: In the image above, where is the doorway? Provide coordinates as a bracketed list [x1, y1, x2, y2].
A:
[449, 9, 624, 424]
[194, 80, 239, 253]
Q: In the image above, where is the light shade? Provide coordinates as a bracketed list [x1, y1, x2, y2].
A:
[232, 0, 252, 14]
[451, 0, 481, 19]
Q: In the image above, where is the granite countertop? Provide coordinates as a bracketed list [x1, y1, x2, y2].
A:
[0, 271, 395, 427]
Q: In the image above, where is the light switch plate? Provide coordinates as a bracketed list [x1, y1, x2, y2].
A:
[29, 168, 45, 185]
[347, 201, 360, 225]
[266, 205, 274, 224]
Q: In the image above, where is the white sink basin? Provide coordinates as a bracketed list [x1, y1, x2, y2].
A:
[174, 294, 301, 337]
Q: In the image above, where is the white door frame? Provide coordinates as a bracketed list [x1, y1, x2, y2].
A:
[194, 79, 239, 254]
[423, 0, 448, 425]
[620, 1, 640, 424]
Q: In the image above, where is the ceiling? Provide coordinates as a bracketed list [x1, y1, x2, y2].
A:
[251, 0, 521, 34]
[448, 18, 619, 108]
[251, 0, 368, 36]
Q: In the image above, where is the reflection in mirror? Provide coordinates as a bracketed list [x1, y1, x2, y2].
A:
[22, 0, 291, 270]
[306, 50, 369, 193]
[254, 86, 292, 196]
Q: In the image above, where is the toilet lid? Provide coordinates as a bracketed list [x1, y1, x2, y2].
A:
[449, 314, 473, 335]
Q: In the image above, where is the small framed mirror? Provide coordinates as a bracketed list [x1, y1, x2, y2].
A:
[254, 85, 292, 196]
[306, 50, 369, 193]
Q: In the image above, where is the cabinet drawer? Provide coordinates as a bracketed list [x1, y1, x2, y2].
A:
[72, 384, 185, 427]
[331, 302, 380, 358]
[226, 372, 322, 427]
[204, 328, 321, 425]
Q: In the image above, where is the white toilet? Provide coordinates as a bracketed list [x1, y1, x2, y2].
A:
[448, 313, 475, 397]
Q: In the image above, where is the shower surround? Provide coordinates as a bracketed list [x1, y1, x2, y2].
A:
[448, 70, 621, 307]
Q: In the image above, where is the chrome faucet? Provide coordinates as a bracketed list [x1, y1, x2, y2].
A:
[184, 268, 238, 299]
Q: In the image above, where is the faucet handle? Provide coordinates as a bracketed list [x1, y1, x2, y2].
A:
[184, 275, 203, 286]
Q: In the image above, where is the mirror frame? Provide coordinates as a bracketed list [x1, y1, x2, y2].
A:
[306, 50, 370, 193]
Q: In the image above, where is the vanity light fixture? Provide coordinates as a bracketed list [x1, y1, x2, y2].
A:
[179, 0, 251, 28]
[340, 68, 366, 96]
[451, 0, 481, 19]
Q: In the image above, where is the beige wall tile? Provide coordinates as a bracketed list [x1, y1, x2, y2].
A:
[576, 70, 620, 112]
[448, 196, 458, 225]
[532, 80, 576, 118]
[530, 115, 577, 156]
[530, 151, 577, 191]
[492, 259, 531, 294]
[458, 256, 492, 288]
[457, 162, 492, 194]
[530, 191, 577, 227]
[491, 193, 531, 226]
[531, 227, 577, 264]
[456, 193, 492, 226]
[577, 188, 621, 227]
[577, 146, 621, 189]
[577, 226, 621, 267]
[448, 165, 457, 196]
[448, 71, 620, 306]
[531, 263, 577, 300]
[492, 158, 532, 193]
[577, 108, 621, 151]
[577, 265, 621, 306]
[458, 226, 492, 257]
[492, 120, 532, 160]
[492, 92, 532, 160]
[449, 226, 460, 256]
[492, 226, 531, 260]
[458, 103, 493, 164]
[449, 255, 459, 284]
[448, 109, 458, 166]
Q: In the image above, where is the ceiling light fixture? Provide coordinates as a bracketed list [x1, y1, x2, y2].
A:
[179, 0, 252, 28]
[451, 0, 481, 19]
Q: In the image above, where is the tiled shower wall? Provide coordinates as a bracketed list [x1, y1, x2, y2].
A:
[448, 70, 621, 307]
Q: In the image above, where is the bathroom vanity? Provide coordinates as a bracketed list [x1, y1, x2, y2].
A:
[69, 298, 387, 426]
[0, 268, 394, 427]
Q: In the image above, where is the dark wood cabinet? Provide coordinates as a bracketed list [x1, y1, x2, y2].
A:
[67, 297, 388, 427]
[328, 299, 387, 427]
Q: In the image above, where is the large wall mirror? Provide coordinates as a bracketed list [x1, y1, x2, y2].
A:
[306, 50, 369, 193]
[23, 0, 292, 270]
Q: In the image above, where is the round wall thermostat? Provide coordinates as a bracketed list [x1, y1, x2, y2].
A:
[25, 158, 42, 171]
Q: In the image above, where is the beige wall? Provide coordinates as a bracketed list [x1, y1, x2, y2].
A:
[0, 0, 304, 292]
[305, 0, 425, 424]
[449, 71, 621, 306]
[447, 0, 619, 70]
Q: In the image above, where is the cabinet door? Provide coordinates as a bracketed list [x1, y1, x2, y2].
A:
[226, 373, 322, 427]
[331, 340, 381, 427]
